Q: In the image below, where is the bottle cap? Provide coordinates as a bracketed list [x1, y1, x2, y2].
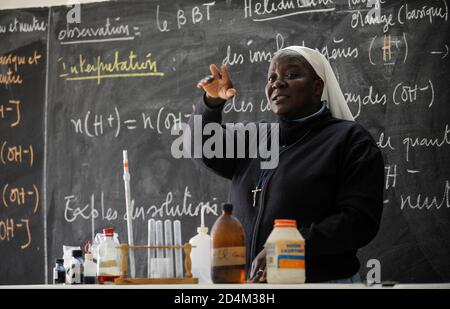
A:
[72, 250, 83, 258]
[197, 226, 208, 234]
[222, 203, 233, 213]
[56, 258, 64, 264]
[103, 227, 114, 236]
[274, 219, 297, 228]
[197, 204, 214, 234]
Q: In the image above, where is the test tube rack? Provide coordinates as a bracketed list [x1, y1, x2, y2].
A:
[114, 243, 199, 284]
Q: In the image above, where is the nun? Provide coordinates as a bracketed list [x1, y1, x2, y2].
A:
[192, 46, 385, 283]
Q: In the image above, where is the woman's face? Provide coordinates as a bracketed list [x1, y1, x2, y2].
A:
[265, 54, 323, 119]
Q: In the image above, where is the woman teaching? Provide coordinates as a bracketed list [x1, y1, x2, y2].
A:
[191, 46, 385, 283]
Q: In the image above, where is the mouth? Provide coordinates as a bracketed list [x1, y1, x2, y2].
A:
[271, 94, 289, 103]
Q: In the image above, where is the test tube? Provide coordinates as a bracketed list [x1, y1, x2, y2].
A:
[164, 219, 174, 278]
[147, 219, 156, 278]
[173, 220, 183, 278]
[155, 220, 164, 277]
[150, 259, 161, 278]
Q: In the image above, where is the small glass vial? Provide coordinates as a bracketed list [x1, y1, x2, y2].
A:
[53, 259, 65, 284]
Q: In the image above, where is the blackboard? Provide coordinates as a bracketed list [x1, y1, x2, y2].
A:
[1, 0, 449, 284]
[0, 8, 48, 284]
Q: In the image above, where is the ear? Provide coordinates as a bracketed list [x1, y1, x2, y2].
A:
[313, 79, 324, 97]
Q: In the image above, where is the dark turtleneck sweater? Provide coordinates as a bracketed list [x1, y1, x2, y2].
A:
[279, 100, 327, 146]
[189, 96, 385, 283]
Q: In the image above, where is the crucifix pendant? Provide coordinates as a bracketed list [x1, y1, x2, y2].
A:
[251, 187, 262, 207]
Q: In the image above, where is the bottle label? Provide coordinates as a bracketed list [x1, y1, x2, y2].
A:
[98, 259, 120, 276]
[266, 241, 305, 269]
[212, 246, 245, 267]
[66, 262, 84, 284]
[99, 260, 118, 268]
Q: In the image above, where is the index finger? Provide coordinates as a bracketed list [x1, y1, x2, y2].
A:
[220, 64, 230, 81]
[209, 64, 220, 79]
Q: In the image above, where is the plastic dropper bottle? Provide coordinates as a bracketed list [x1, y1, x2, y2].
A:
[189, 205, 213, 284]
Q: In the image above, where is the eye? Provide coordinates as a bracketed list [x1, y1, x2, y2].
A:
[286, 72, 299, 79]
[268, 74, 277, 83]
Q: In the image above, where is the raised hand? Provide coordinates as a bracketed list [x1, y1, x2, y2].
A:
[197, 64, 237, 102]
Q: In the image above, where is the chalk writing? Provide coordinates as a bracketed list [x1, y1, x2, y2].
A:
[64, 193, 116, 223]
[133, 186, 218, 219]
[393, 80, 434, 108]
[0, 16, 47, 34]
[345, 86, 386, 119]
[58, 17, 140, 45]
[397, 1, 448, 25]
[320, 38, 359, 61]
[63, 186, 219, 223]
[350, 6, 395, 32]
[401, 180, 450, 210]
[377, 132, 395, 151]
[344, 80, 435, 119]
[430, 44, 449, 59]
[1, 183, 39, 214]
[0, 51, 43, 85]
[290, 38, 360, 61]
[0, 218, 32, 249]
[223, 34, 359, 68]
[0, 141, 34, 168]
[0, 100, 21, 127]
[403, 124, 450, 162]
[347, 0, 381, 10]
[384, 164, 398, 190]
[368, 32, 408, 66]
[58, 50, 165, 84]
[70, 105, 192, 138]
[244, 0, 335, 22]
[222, 96, 273, 114]
[156, 1, 216, 32]
[223, 35, 282, 66]
[0, 68, 23, 85]
[224, 97, 254, 114]
[349, 0, 448, 32]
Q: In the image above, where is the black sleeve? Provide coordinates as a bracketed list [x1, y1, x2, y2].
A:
[303, 140, 385, 256]
[187, 94, 240, 180]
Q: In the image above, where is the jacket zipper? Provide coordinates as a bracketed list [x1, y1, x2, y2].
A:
[250, 129, 313, 263]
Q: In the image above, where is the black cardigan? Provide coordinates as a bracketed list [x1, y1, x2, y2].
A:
[188, 97, 385, 283]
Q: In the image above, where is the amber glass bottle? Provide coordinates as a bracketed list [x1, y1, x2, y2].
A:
[211, 203, 246, 283]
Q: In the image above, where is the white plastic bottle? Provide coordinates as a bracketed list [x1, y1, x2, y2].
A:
[83, 253, 97, 284]
[189, 205, 213, 284]
[97, 227, 121, 284]
[265, 219, 306, 284]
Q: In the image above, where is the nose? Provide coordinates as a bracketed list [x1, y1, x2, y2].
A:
[272, 78, 287, 89]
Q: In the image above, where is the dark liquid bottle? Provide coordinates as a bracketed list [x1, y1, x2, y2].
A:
[211, 203, 246, 283]
[53, 259, 65, 284]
